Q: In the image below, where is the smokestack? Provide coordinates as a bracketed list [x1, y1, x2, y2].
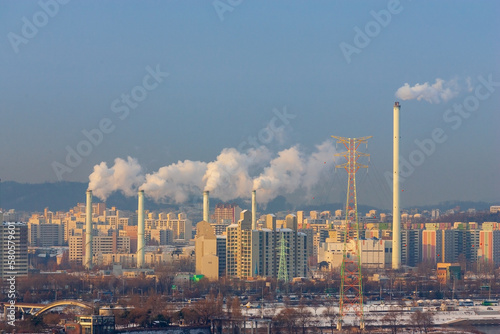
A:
[85, 190, 93, 269]
[137, 190, 145, 268]
[203, 191, 209, 222]
[252, 190, 257, 230]
[392, 102, 401, 270]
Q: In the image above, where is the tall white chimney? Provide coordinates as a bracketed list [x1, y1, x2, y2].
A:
[251, 190, 257, 230]
[85, 190, 93, 269]
[392, 102, 401, 270]
[137, 190, 145, 268]
[203, 191, 209, 222]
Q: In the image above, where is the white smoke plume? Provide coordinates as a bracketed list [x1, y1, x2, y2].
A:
[203, 146, 271, 202]
[302, 140, 338, 192]
[88, 157, 145, 200]
[253, 140, 337, 203]
[395, 78, 459, 103]
[141, 160, 207, 203]
[88, 140, 338, 204]
[253, 146, 305, 203]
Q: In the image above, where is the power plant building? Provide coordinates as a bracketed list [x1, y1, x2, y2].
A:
[195, 220, 226, 280]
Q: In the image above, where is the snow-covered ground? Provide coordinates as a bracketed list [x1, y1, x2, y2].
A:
[241, 302, 500, 327]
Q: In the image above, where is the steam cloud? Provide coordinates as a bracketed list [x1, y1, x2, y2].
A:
[395, 78, 459, 103]
[142, 160, 207, 204]
[89, 157, 145, 200]
[88, 140, 337, 204]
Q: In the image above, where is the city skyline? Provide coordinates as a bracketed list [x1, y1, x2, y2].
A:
[1, 1, 499, 208]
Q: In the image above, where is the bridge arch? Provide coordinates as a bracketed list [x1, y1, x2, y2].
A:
[34, 300, 93, 316]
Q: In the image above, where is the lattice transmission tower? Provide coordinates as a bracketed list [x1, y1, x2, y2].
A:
[277, 235, 289, 283]
[332, 135, 371, 331]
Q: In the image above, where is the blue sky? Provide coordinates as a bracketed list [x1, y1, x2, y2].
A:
[1, 0, 499, 208]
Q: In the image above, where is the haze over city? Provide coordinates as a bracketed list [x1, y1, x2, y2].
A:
[2, 2, 500, 333]
[1, 1, 499, 209]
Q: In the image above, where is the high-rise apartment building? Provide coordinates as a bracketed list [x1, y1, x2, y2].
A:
[401, 229, 422, 267]
[318, 238, 392, 269]
[226, 211, 254, 278]
[0, 222, 28, 278]
[478, 229, 500, 266]
[490, 206, 500, 214]
[69, 232, 130, 265]
[421, 229, 441, 263]
[28, 219, 64, 247]
[225, 211, 307, 280]
[156, 213, 192, 241]
[465, 229, 480, 263]
[275, 227, 308, 279]
[441, 229, 464, 263]
[150, 229, 173, 245]
[421, 223, 484, 266]
[212, 203, 242, 224]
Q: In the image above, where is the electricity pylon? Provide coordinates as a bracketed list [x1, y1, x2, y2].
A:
[277, 235, 289, 283]
[332, 135, 371, 330]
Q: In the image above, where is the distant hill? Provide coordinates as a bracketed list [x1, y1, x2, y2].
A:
[1, 181, 87, 212]
[410, 200, 496, 212]
[0, 181, 497, 214]
[0, 181, 377, 214]
[0, 181, 172, 212]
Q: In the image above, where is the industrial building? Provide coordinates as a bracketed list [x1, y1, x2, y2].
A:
[195, 220, 226, 280]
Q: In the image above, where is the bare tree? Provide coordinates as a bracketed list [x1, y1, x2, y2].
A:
[296, 302, 313, 334]
[309, 295, 322, 316]
[410, 310, 434, 334]
[230, 296, 242, 318]
[321, 305, 337, 334]
[273, 308, 298, 334]
[193, 294, 224, 325]
[382, 308, 403, 334]
[143, 293, 170, 324]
